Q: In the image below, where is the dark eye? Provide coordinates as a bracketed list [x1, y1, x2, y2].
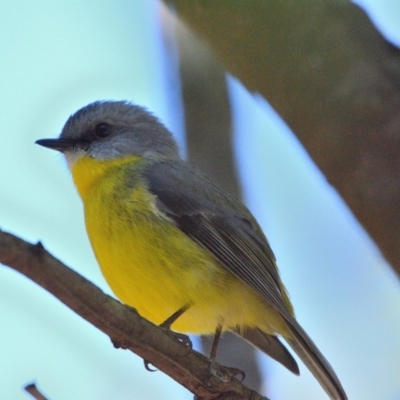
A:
[95, 123, 112, 138]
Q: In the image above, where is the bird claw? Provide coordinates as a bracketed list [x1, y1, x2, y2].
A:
[159, 322, 193, 354]
[210, 360, 246, 383]
[142, 330, 192, 372]
[168, 331, 192, 351]
[143, 359, 158, 372]
[110, 338, 128, 350]
[227, 366, 245, 382]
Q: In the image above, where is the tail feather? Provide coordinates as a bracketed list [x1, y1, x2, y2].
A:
[285, 318, 347, 400]
[235, 320, 347, 400]
[236, 327, 299, 374]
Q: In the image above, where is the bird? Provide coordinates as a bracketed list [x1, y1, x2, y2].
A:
[36, 100, 347, 399]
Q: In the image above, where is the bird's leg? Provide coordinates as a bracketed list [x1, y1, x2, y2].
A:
[159, 304, 192, 349]
[209, 324, 222, 360]
[144, 305, 192, 371]
[160, 305, 189, 330]
[209, 324, 246, 383]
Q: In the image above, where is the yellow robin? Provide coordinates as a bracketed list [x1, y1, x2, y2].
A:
[36, 100, 346, 399]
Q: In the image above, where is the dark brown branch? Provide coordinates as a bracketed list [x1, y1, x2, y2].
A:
[163, 0, 400, 276]
[24, 383, 48, 400]
[0, 229, 267, 400]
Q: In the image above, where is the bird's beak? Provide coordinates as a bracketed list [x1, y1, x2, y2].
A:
[35, 138, 75, 152]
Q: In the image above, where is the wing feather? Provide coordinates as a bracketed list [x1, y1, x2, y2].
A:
[142, 160, 347, 400]
[143, 160, 288, 316]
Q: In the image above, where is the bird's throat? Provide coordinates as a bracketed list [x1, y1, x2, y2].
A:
[70, 154, 142, 201]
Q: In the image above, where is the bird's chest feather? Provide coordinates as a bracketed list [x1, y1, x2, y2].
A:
[82, 171, 227, 325]
[72, 158, 281, 335]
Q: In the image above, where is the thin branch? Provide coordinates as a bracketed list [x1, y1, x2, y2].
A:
[0, 229, 268, 400]
[24, 383, 48, 400]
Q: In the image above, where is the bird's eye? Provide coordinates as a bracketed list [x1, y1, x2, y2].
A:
[95, 123, 112, 138]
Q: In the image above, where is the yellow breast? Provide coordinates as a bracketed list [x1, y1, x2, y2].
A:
[70, 155, 289, 336]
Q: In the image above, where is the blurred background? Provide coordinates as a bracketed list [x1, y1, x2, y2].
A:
[1, 1, 400, 399]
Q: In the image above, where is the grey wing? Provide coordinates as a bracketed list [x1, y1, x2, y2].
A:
[143, 159, 290, 318]
[143, 160, 348, 400]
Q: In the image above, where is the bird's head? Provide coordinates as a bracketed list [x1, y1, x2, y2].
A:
[36, 100, 180, 169]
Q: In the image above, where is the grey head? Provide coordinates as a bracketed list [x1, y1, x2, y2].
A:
[36, 101, 180, 167]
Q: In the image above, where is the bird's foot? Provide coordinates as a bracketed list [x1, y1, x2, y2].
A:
[159, 322, 193, 353]
[143, 359, 158, 372]
[209, 360, 246, 383]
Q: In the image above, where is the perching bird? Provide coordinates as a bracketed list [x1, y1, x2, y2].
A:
[36, 101, 347, 399]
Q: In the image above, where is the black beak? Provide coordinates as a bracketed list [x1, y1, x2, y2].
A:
[35, 138, 75, 152]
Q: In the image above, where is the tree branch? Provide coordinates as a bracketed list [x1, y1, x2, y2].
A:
[0, 229, 268, 400]
[163, 0, 400, 276]
[24, 383, 48, 400]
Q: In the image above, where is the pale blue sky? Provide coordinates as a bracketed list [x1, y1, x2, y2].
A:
[0, 2, 399, 400]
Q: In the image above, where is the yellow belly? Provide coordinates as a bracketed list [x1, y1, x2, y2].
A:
[72, 155, 289, 336]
